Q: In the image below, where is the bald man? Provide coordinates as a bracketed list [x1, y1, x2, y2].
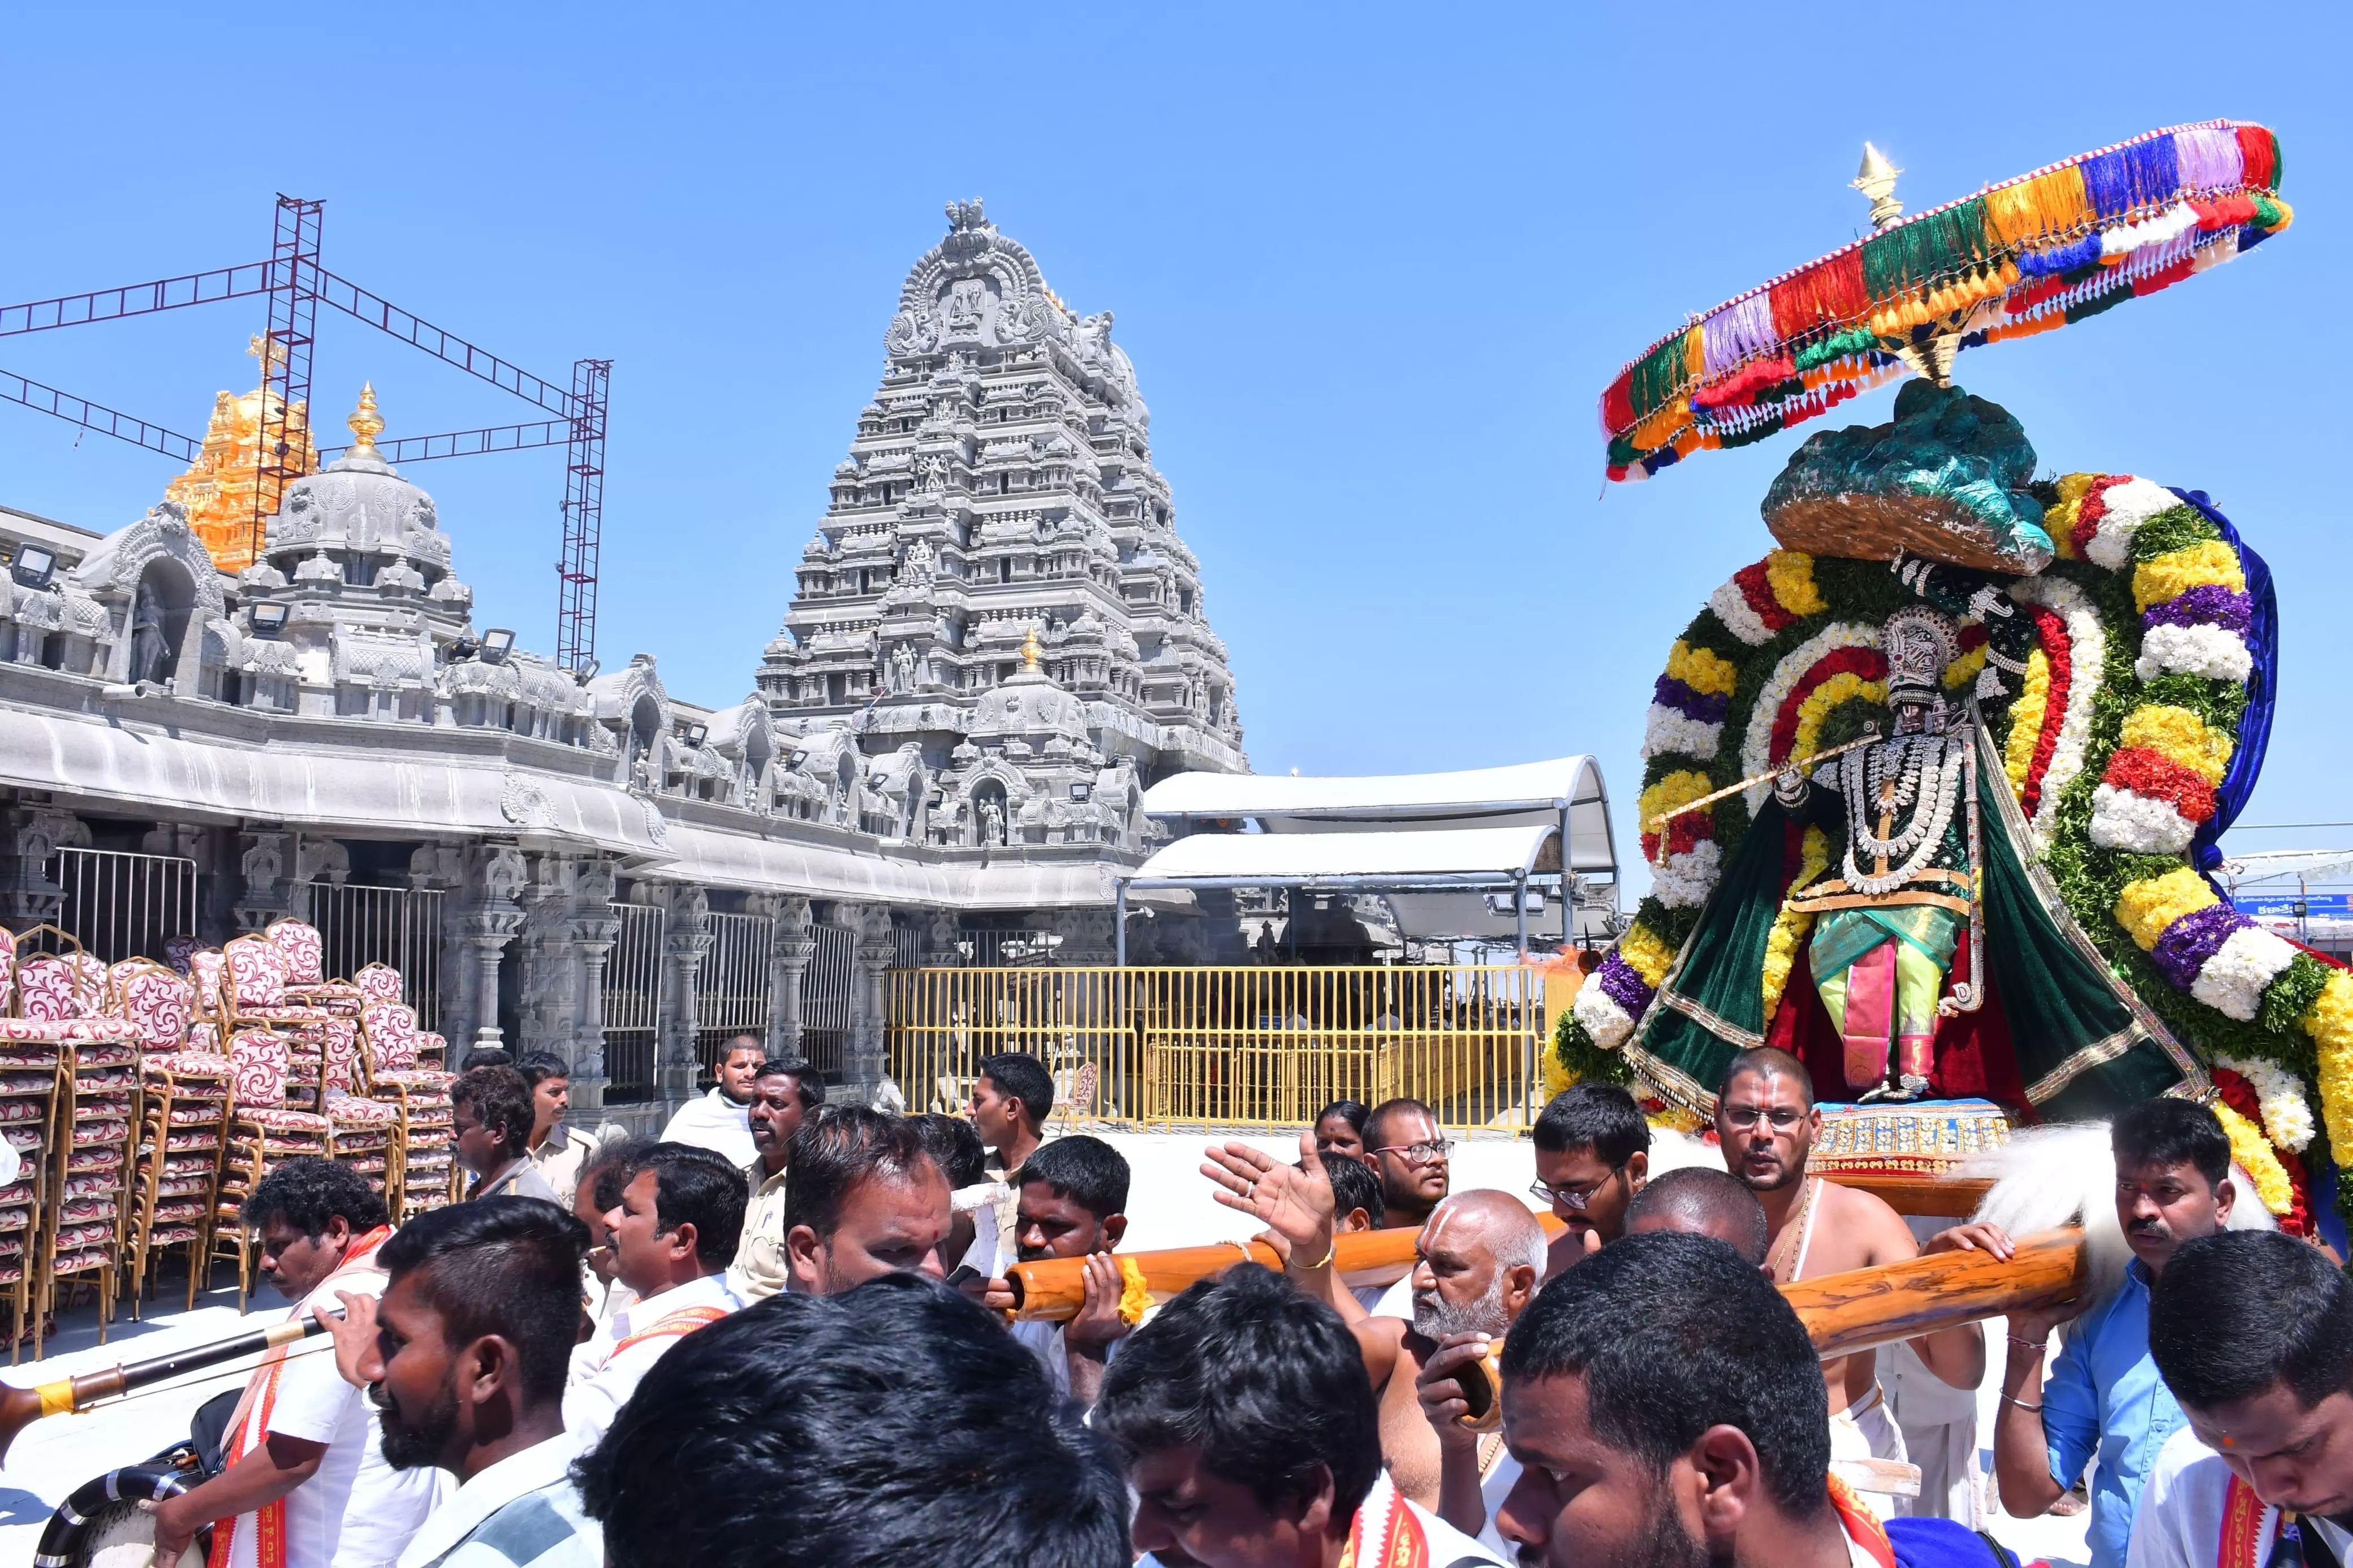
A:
[1624, 1164, 1770, 1266]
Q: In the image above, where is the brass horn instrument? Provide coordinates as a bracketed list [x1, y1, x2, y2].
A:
[0, 1310, 337, 1467]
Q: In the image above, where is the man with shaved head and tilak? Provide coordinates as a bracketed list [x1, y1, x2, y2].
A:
[1713, 1045, 2007, 1518]
[1625, 1163, 1772, 1266]
[1204, 1130, 1544, 1552]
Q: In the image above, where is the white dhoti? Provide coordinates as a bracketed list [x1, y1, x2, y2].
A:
[1828, 1383, 1915, 1522]
[1884, 1337, 1984, 1527]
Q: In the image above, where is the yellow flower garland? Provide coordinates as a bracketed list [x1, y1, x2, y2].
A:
[2132, 541, 2246, 613]
[1666, 640, 1739, 698]
[1618, 922, 1678, 990]
[2002, 646, 2053, 792]
[2119, 706, 2235, 786]
[1765, 550, 1826, 617]
[1760, 828, 1833, 1022]
[2300, 970, 2353, 1181]
[1942, 643, 1988, 690]
[1791, 674, 1886, 762]
[2114, 867, 2219, 952]
[1637, 771, 1716, 847]
[2211, 1099, 2295, 1218]
[2046, 472, 2102, 560]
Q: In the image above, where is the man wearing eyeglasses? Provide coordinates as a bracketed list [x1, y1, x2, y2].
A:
[1358, 1099, 1455, 1323]
[1529, 1083, 1650, 1274]
[1715, 1046, 2002, 1521]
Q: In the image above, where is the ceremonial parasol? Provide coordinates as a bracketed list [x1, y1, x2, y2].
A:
[1599, 121, 2290, 484]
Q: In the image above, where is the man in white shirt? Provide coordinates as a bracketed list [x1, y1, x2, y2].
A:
[2127, 1230, 2353, 1568]
[980, 1134, 1132, 1407]
[1098, 1263, 1506, 1568]
[564, 1143, 747, 1446]
[320, 1196, 602, 1568]
[574, 1274, 1129, 1567]
[727, 1061, 824, 1302]
[148, 1160, 437, 1568]
[658, 1036, 762, 1167]
[516, 1052, 600, 1210]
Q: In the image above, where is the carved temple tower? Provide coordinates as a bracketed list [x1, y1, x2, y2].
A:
[759, 200, 1247, 853]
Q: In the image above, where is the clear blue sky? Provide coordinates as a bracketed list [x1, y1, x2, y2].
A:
[3, 3, 2344, 885]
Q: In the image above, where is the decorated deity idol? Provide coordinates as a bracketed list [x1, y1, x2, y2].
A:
[1774, 606, 1979, 1100]
[1557, 119, 2351, 1243]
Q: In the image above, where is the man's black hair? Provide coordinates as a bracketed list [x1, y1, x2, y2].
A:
[243, 1155, 389, 1237]
[2150, 1230, 2353, 1413]
[2111, 1096, 2233, 1192]
[754, 1059, 828, 1112]
[1363, 1097, 1437, 1150]
[1018, 1134, 1130, 1220]
[977, 1052, 1055, 1135]
[619, 1143, 749, 1268]
[1716, 1046, 1815, 1108]
[587, 1135, 657, 1215]
[379, 1195, 588, 1405]
[514, 1050, 571, 1090]
[1097, 1263, 1381, 1519]
[911, 1113, 986, 1190]
[1501, 1230, 1830, 1519]
[718, 1034, 765, 1063]
[577, 1273, 1127, 1568]
[1624, 1167, 1769, 1266]
[1319, 1150, 1384, 1229]
[785, 1106, 941, 1241]
[1533, 1082, 1652, 1165]
[1316, 1099, 1369, 1135]
[458, 1046, 514, 1073]
[453, 1065, 534, 1159]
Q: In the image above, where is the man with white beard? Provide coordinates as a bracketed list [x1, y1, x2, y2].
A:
[1351, 1191, 1545, 1525]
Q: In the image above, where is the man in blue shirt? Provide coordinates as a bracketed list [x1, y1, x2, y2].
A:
[1991, 1098, 2238, 1568]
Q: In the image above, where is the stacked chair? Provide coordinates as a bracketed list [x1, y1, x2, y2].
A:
[1, 931, 143, 1359]
[115, 959, 229, 1315]
[221, 935, 334, 1110]
[356, 966, 459, 1218]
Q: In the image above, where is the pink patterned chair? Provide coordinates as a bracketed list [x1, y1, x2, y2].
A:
[354, 963, 404, 1007]
[113, 959, 229, 1316]
[222, 936, 333, 1109]
[188, 948, 227, 1020]
[360, 1000, 456, 1217]
[266, 920, 361, 1014]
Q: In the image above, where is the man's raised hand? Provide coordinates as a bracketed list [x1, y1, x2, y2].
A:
[1201, 1130, 1335, 1265]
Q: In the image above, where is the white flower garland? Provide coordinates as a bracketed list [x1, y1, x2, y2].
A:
[1649, 841, 1723, 909]
[1572, 978, 1635, 1052]
[1642, 705, 1724, 762]
[2083, 477, 2182, 571]
[2136, 622, 2253, 683]
[2189, 926, 2302, 1024]
[2006, 576, 2106, 852]
[2089, 783, 2198, 856]
[1708, 575, 1775, 647]
[1738, 622, 1881, 812]
[2213, 1051, 2318, 1154]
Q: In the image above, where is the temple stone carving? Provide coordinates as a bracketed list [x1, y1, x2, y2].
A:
[759, 199, 1247, 851]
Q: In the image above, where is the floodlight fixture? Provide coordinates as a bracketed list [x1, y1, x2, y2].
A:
[249, 602, 290, 637]
[479, 628, 516, 664]
[10, 545, 57, 591]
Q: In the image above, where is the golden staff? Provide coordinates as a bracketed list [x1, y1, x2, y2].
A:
[1644, 729, 1886, 831]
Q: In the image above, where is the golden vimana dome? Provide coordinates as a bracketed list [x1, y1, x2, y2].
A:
[161, 336, 325, 572]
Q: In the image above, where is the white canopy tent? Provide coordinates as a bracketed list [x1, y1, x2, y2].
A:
[1123, 758, 1616, 961]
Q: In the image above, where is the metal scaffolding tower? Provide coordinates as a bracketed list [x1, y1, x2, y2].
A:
[0, 195, 611, 669]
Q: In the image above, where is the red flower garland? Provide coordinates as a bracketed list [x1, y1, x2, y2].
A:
[2019, 606, 2073, 817]
[2071, 478, 2116, 558]
[1730, 560, 1800, 636]
[2101, 747, 2219, 822]
[1765, 646, 1885, 764]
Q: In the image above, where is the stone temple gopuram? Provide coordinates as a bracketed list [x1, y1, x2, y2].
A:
[0, 200, 1247, 1124]
[760, 198, 1248, 849]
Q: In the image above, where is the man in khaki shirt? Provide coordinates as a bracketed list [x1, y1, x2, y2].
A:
[728, 1060, 826, 1300]
[518, 1051, 601, 1209]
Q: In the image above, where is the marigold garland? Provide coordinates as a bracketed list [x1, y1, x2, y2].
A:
[1760, 828, 1832, 1023]
[2210, 1096, 2297, 1221]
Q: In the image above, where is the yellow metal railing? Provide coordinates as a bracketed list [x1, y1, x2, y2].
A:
[886, 965, 1547, 1134]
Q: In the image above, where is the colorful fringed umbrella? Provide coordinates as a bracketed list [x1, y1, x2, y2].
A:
[1600, 121, 2290, 482]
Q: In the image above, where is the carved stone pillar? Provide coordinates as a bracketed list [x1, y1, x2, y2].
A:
[514, 853, 579, 1061]
[761, 895, 814, 1064]
[0, 805, 86, 929]
[451, 844, 527, 1048]
[567, 859, 620, 1110]
[1053, 906, 1118, 966]
[654, 884, 712, 1113]
[843, 902, 899, 1107]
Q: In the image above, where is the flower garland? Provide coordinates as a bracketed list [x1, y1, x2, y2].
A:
[2212, 1051, 2316, 1153]
[1760, 827, 1832, 1023]
[2002, 576, 2105, 849]
[1600, 122, 2291, 481]
[1738, 623, 1884, 812]
[2210, 1091, 2298, 1225]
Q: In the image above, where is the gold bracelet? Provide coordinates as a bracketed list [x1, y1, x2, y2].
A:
[1299, 1241, 1335, 1270]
